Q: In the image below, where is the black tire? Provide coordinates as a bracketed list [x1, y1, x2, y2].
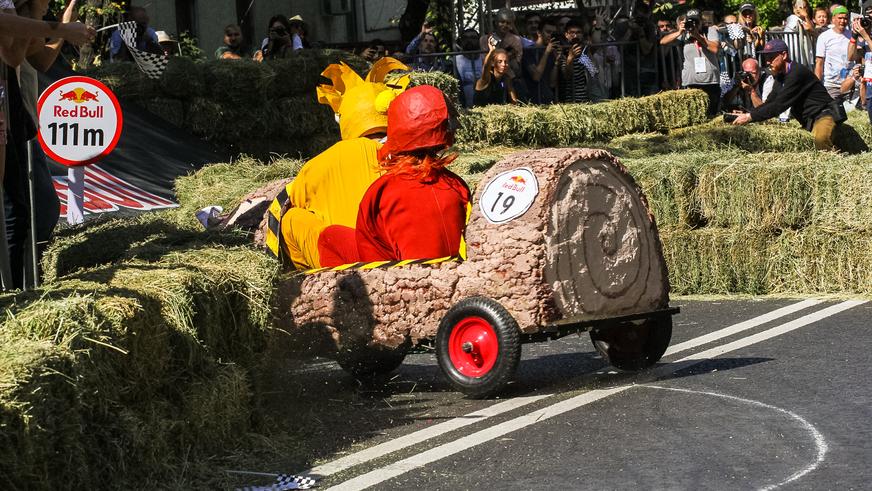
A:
[336, 341, 409, 379]
[590, 315, 672, 371]
[436, 297, 522, 399]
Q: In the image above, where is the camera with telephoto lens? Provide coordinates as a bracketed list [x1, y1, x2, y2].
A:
[684, 18, 698, 31]
[860, 15, 872, 31]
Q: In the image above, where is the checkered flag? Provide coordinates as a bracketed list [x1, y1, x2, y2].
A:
[237, 473, 318, 490]
[117, 21, 168, 80]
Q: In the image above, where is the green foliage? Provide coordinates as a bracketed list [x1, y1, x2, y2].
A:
[178, 31, 206, 60]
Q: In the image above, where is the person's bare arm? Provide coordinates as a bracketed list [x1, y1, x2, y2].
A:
[26, 1, 79, 72]
[475, 48, 495, 91]
[814, 57, 824, 80]
[0, 13, 92, 44]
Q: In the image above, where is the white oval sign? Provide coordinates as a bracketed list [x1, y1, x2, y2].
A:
[37, 76, 123, 167]
[479, 167, 539, 224]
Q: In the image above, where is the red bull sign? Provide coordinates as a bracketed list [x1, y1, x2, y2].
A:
[37, 76, 123, 167]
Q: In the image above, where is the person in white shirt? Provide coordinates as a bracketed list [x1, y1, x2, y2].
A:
[815, 5, 852, 99]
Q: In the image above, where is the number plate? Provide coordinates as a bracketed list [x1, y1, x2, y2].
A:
[479, 167, 539, 224]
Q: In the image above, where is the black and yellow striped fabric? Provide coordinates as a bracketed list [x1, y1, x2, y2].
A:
[303, 256, 460, 275]
[265, 184, 293, 263]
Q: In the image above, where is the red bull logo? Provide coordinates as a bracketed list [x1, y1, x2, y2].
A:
[501, 175, 527, 192]
[58, 87, 99, 104]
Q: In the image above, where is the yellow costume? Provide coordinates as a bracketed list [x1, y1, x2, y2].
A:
[265, 58, 410, 269]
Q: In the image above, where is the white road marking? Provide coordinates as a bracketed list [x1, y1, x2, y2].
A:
[326, 300, 864, 490]
[325, 387, 629, 491]
[311, 300, 821, 477]
[303, 394, 550, 477]
[665, 300, 866, 373]
[644, 386, 828, 491]
[664, 298, 823, 357]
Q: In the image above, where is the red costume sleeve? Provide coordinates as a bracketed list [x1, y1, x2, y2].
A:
[356, 171, 471, 262]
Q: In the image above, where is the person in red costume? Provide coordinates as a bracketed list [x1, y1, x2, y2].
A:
[319, 85, 471, 265]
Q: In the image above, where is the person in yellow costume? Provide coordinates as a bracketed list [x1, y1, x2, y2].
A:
[265, 57, 410, 269]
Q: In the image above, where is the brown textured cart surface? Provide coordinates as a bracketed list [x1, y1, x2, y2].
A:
[277, 148, 669, 349]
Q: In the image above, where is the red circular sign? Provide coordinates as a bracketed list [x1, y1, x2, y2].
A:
[37, 76, 123, 167]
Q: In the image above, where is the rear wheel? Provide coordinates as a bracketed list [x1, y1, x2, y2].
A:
[590, 315, 672, 371]
[336, 341, 409, 379]
[436, 297, 521, 398]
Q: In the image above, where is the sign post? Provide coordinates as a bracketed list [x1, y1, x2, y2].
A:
[37, 76, 123, 225]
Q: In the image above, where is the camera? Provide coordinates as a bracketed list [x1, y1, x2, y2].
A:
[736, 70, 755, 86]
[488, 34, 501, 48]
[723, 113, 738, 123]
[860, 15, 872, 31]
[684, 18, 698, 31]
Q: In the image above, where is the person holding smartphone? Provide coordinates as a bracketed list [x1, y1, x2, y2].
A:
[522, 18, 559, 104]
[474, 48, 518, 106]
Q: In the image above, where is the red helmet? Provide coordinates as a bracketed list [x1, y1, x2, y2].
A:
[377, 85, 456, 161]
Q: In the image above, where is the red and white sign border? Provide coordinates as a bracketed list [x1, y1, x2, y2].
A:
[37, 75, 124, 167]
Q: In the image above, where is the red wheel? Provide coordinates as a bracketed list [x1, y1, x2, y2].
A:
[437, 297, 521, 398]
[447, 317, 499, 378]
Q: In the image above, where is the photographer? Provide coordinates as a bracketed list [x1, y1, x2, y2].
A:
[660, 9, 721, 116]
[732, 39, 841, 151]
[722, 58, 777, 111]
[254, 15, 294, 61]
[479, 8, 524, 81]
[556, 21, 598, 103]
[522, 18, 559, 104]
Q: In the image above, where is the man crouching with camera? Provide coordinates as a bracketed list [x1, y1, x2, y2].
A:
[731, 39, 843, 150]
[722, 57, 770, 110]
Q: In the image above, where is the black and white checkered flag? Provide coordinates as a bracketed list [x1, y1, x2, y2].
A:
[237, 473, 318, 490]
[117, 21, 168, 80]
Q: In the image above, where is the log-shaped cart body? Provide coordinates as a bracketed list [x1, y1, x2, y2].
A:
[279, 148, 679, 397]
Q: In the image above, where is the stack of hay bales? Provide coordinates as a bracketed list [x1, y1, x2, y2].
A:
[618, 114, 872, 295]
[2, 241, 280, 488]
[88, 52, 461, 159]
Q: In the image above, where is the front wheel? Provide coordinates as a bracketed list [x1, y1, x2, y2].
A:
[590, 315, 672, 371]
[436, 297, 521, 398]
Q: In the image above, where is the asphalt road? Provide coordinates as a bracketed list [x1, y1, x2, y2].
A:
[244, 298, 872, 490]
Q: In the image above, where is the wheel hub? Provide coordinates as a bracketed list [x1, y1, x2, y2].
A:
[448, 317, 499, 377]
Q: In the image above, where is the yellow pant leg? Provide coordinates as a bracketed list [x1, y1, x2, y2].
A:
[812, 115, 836, 151]
[281, 208, 327, 270]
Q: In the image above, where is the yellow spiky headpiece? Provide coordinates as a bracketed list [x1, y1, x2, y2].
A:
[317, 57, 412, 140]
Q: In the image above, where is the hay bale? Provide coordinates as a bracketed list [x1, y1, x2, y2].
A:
[185, 97, 271, 143]
[408, 70, 461, 107]
[159, 57, 207, 99]
[456, 89, 710, 146]
[87, 62, 158, 100]
[660, 225, 872, 295]
[0, 244, 279, 487]
[770, 226, 872, 294]
[624, 155, 703, 228]
[659, 226, 773, 295]
[140, 97, 186, 128]
[174, 157, 302, 226]
[202, 59, 274, 104]
[0, 338, 81, 488]
[273, 95, 334, 137]
[266, 56, 323, 98]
